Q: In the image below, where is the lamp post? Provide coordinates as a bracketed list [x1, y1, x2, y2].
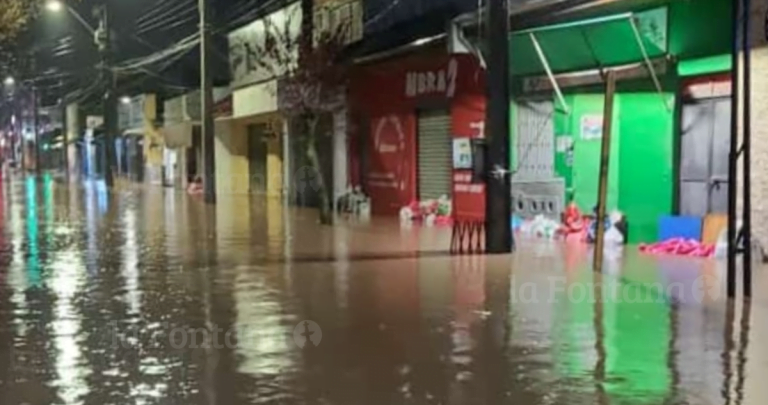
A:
[198, 0, 216, 203]
[198, 0, 216, 204]
[45, 0, 115, 187]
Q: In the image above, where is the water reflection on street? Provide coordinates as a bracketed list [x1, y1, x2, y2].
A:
[0, 174, 766, 405]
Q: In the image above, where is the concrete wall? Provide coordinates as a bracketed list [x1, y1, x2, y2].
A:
[233, 80, 278, 118]
[739, 1, 768, 250]
[214, 120, 250, 196]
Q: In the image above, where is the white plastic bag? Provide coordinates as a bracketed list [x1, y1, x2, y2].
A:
[604, 226, 625, 247]
[714, 228, 729, 260]
[424, 214, 436, 227]
[358, 200, 371, 221]
[399, 207, 413, 224]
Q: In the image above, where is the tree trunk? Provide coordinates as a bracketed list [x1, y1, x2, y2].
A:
[305, 116, 333, 225]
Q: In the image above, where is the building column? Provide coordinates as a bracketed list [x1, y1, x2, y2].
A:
[282, 118, 291, 204]
[333, 107, 349, 210]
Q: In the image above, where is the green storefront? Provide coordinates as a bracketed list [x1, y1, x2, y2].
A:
[507, 0, 732, 243]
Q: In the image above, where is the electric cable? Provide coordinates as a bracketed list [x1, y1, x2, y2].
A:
[135, 0, 195, 32]
[137, 5, 198, 35]
[112, 33, 200, 72]
[363, 0, 403, 29]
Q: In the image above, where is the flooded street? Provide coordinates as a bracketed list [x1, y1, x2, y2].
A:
[0, 174, 766, 405]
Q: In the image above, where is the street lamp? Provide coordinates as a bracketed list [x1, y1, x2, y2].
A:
[44, 0, 96, 35]
[45, 0, 64, 12]
[4, 77, 15, 86]
[44, 0, 114, 186]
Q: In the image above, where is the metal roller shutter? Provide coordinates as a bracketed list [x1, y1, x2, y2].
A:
[515, 100, 554, 180]
[417, 110, 452, 200]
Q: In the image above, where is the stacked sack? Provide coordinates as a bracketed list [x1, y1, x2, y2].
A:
[399, 195, 453, 227]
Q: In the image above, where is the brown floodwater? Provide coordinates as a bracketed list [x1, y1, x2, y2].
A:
[0, 174, 766, 405]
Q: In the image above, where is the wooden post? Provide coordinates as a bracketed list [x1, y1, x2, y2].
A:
[592, 70, 616, 272]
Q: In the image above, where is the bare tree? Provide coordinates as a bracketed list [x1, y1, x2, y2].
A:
[244, 2, 350, 224]
[0, 0, 31, 44]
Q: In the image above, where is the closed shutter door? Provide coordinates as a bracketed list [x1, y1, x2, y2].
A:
[248, 124, 268, 194]
[418, 110, 452, 200]
[515, 101, 554, 180]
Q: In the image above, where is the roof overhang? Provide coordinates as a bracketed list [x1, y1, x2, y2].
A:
[509, 7, 668, 76]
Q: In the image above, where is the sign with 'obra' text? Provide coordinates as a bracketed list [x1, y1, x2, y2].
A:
[405, 58, 458, 99]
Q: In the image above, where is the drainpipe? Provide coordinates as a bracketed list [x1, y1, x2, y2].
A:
[726, 0, 740, 299]
[741, 0, 752, 296]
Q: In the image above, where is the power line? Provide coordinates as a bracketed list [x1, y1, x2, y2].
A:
[135, 0, 185, 24]
[364, 0, 403, 28]
[112, 33, 200, 72]
[222, 0, 289, 32]
[135, 0, 194, 29]
[137, 4, 198, 35]
[155, 14, 199, 34]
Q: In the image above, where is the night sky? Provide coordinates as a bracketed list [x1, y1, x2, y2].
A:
[26, 0, 286, 106]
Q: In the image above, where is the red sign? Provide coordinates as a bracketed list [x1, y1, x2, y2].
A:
[351, 53, 482, 113]
[368, 113, 416, 214]
[451, 95, 486, 221]
[351, 52, 486, 219]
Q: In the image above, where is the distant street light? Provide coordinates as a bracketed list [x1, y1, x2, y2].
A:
[45, 0, 64, 12]
[3, 77, 14, 86]
[120, 96, 131, 105]
[45, 0, 95, 35]
[42, 0, 113, 185]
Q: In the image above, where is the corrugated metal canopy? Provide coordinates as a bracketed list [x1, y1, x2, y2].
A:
[509, 7, 668, 76]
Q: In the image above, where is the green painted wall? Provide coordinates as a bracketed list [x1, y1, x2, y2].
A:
[510, 89, 675, 243]
[566, 93, 622, 213]
[509, 102, 518, 172]
[668, 0, 732, 60]
[617, 93, 675, 243]
[677, 54, 731, 76]
[505, 0, 726, 243]
[553, 97, 574, 198]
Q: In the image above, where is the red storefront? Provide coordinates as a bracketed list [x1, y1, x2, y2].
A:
[349, 50, 486, 220]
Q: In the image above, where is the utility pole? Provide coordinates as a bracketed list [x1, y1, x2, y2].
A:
[484, 0, 513, 253]
[14, 101, 24, 172]
[97, 4, 116, 187]
[199, 0, 216, 204]
[32, 86, 41, 175]
[62, 103, 69, 181]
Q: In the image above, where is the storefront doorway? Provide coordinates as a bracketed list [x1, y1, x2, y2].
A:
[511, 99, 564, 219]
[163, 148, 179, 187]
[679, 98, 731, 216]
[247, 123, 268, 195]
[515, 100, 555, 180]
[417, 109, 452, 200]
[187, 126, 201, 182]
[126, 135, 145, 182]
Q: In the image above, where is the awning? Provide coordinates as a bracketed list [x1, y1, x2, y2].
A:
[510, 6, 670, 111]
[509, 7, 668, 76]
[162, 122, 193, 149]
